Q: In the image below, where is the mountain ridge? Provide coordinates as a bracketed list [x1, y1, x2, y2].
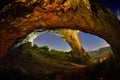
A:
[88, 46, 112, 59]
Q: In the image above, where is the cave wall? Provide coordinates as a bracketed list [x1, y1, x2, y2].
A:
[0, 0, 120, 58]
[14, 29, 47, 47]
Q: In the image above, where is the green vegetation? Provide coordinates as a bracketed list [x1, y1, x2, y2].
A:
[70, 57, 90, 64]
[10, 42, 89, 64]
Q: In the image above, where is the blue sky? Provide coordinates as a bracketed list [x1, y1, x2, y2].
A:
[34, 33, 72, 51]
[104, 0, 120, 14]
[78, 32, 109, 52]
[34, 0, 120, 52]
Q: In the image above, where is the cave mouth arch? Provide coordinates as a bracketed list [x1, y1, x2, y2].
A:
[13, 29, 113, 60]
[12, 29, 90, 59]
[0, 0, 120, 59]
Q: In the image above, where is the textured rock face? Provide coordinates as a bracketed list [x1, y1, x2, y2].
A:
[14, 29, 47, 47]
[0, 0, 120, 59]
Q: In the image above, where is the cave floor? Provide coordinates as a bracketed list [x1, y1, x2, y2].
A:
[0, 51, 87, 80]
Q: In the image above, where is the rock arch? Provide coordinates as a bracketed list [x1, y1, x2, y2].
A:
[0, 0, 120, 59]
[55, 29, 89, 58]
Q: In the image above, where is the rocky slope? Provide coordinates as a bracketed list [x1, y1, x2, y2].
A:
[89, 46, 112, 59]
[0, 42, 87, 80]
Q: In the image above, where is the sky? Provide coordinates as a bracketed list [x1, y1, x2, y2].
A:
[33, 32, 109, 52]
[34, 0, 120, 52]
[34, 33, 72, 51]
[104, 0, 120, 14]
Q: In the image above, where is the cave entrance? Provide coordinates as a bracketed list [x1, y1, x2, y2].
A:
[11, 29, 92, 64]
[12, 29, 113, 61]
[14, 29, 113, 62]
[78, 32, 113, 61]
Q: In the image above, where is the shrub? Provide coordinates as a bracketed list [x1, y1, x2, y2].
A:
[32, 44, 39, 49]
[71, 57, 90, 64]
[39, 46, 49, 51]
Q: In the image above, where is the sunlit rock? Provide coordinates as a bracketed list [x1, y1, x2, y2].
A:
[14, 29, 47, 47]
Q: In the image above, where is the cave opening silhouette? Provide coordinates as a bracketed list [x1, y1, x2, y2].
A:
[0, 0, 120, 79]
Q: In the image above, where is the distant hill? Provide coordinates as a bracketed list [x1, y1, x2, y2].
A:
[88, 46, 112, 59]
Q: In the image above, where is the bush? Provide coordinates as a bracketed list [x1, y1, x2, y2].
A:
[32, 44, 39, 49]
[39, 46, 49, 51]
[48, 49, 70, 60]
[71, 57, 90, 64]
